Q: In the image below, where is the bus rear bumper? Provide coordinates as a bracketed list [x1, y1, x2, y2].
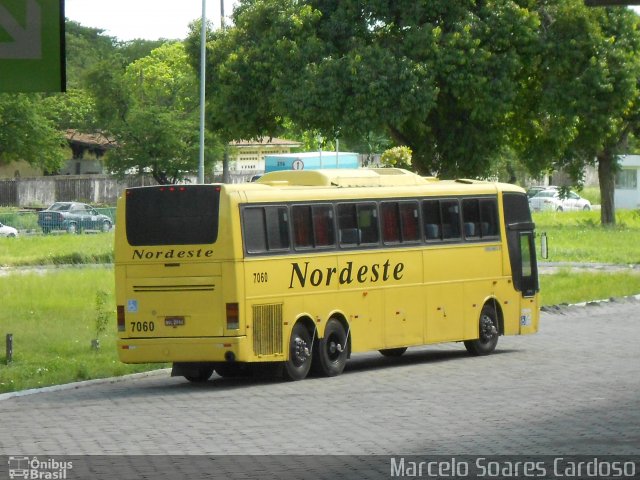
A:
[117, 336, 250, 363]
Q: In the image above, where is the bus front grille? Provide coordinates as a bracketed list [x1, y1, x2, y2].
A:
[253, 303, 283, 356]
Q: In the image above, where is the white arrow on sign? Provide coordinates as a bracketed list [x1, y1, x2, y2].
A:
[0, 0, 42, 59]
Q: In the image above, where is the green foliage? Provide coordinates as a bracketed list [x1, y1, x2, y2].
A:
[0, 94, 66, 172]
[380, 146, 413, 169]
[0, 232, 114, 267]
[40, 89, 98, 132]
[0, 269, 162, 393]
[89, 42, 223, 184]
[65, 21, 119, 90]
[534, 210, 640, 264]
[540, 270, 640, 307]
[514, 3, 640, 224]
[187, 0, 541, 178]
[94, 290, 111, 339]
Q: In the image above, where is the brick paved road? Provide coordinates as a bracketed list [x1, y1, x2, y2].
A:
[1, 299, 638, 460]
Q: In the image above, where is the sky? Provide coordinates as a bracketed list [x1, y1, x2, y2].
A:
[65, 2, 640, 42]
[65, 0, 237, 41]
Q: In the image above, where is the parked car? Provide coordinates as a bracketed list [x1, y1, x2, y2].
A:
[0, 222, 18, 237]
[38, 202, 112, 234]
[528, 189, 591, 212]
[526, 185, 558, 198]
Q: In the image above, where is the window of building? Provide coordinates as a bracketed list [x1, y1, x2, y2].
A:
[616, 169, 638, 190]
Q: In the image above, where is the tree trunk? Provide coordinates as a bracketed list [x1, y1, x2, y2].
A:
[597, 152, 616, 226]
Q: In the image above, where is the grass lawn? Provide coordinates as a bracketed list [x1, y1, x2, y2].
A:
[0, 268, 160, 393]
[533, 209, 640, 264]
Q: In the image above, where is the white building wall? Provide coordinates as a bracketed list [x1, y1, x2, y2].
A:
[615, 155, 640, 209]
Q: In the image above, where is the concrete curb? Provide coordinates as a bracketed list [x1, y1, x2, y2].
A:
[0, 368, 171, 402]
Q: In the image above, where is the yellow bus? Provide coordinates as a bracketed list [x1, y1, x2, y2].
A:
[115, 168, 539, 381]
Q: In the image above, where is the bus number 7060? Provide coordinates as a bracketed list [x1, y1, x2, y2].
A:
[131, 321, 155, 332]
[253, 272, 268, 283]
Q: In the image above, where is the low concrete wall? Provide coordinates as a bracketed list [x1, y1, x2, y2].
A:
[0, 175, 153, 207]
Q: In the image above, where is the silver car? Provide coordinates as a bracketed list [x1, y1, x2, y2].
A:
[528, 189, 591, 212]
[0, 222, 18, 237]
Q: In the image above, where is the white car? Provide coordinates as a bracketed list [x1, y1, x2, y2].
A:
[528, 189, 591, 212]
[0, 222, 18, 237]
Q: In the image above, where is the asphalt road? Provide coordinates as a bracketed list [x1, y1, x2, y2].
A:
[1, 299, 638, 478]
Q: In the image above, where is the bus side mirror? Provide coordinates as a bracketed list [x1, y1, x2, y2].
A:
[540, 232, 548, 260]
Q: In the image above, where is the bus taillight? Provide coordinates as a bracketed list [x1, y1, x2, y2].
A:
[226, 303, 239, 330]
[117, 305, 125, 332]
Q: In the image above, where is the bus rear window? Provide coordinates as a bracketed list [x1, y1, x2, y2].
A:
[125, 185, 220, 246]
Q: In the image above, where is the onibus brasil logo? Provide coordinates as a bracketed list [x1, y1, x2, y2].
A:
[7, 457, 73, 479]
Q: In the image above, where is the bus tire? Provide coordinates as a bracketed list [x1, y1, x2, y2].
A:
[379, 347, 407, 357]
[214, 363, 248, 378]
[283, 322, 313, 381]
[315, 319, 348, 377]
[184, 366, 214, 383]
[464, 305, 499, 356]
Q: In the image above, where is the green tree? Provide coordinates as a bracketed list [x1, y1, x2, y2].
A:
[89, 42, 222, 184]
[187, 0, 539, 178]
[516, 2, 640, 225]
[0, 94, 66, 173]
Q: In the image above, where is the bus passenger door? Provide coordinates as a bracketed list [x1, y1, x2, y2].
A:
[506, 227, 539, 335]
[425, 284, 464, 344]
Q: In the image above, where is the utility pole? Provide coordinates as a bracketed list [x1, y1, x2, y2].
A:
[197, 0, 207, 184]
[221, 0, 231, 184]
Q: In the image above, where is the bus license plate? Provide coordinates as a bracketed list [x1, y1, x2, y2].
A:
[165, 317, 185, 327]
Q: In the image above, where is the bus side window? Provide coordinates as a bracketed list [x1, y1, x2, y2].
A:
[357, 203, 379, 244]
[265, 206, 290, 251]
[462, 199, 480, 240]
[480, 199, 499, 238]
[441, 200, 461, 240]
[243, 207, 268, 253]
[338, 203, 359, 246]
[312, 205, 335, 247]
[381, 202, 400, 243]
[399, 202, 419, 242]
[422, 200, 441, 241]
[292, 205, 313, 249]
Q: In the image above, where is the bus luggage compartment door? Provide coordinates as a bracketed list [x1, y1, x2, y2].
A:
[124, 276, 223, 337]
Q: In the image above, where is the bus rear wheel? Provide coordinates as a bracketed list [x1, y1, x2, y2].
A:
[283, 322, 313, 381]
[184, 365, 214, 383]
[314, 319, 348, 377]
[214, 363, 249, 378]
[464, 305, 499, 356]
[379, 347, 407, 357]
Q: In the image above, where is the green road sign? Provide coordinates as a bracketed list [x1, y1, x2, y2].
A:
[0, 0, 65, 92]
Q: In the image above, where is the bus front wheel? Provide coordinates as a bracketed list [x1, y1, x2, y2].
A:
[314, 319, 349, 377]
[464, 305, 499, 356]
[283, 322, 313, 381]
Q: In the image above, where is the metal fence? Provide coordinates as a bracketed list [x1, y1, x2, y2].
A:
[0, 208, 116, 234]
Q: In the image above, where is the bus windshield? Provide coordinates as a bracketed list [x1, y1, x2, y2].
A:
[125, 185, 220, 246]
